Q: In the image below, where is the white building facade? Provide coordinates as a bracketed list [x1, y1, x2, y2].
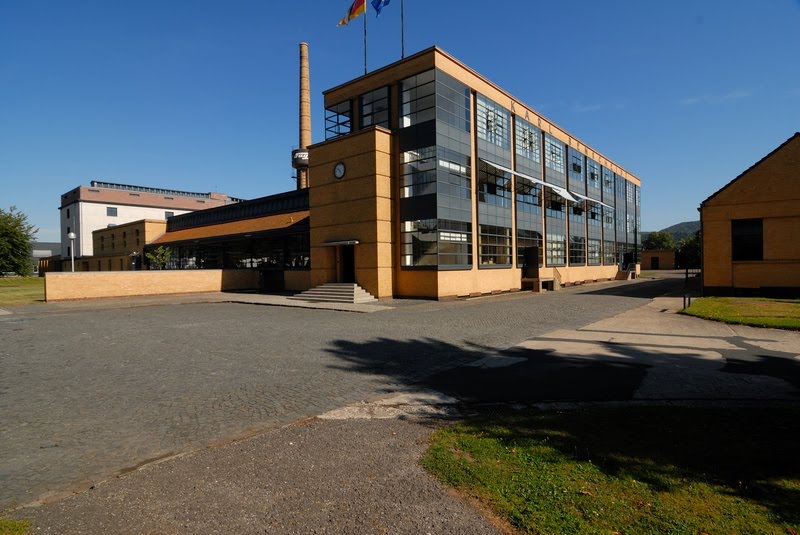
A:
[60, 181, 242, 258]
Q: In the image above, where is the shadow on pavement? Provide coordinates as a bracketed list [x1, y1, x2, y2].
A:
[574, 277, 687, 299]
[324, 334, 800, 525]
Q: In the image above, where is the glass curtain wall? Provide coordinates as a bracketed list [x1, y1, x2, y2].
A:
[514, 118, 543, 268]
[359, 86, 390, 128]
[626, 180, 637, 262]
[544, 134, 567, 266]
[602, 166, 616, 265]
[567, 147, 586, 265]
[476, 94, 512, 266]
[399, 69, 472, 268]
[160, 233, 310, 271]
[615, 173, 628, 265]
[585, 157, 603, 265]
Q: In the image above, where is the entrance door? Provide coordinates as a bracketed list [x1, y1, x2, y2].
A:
[651, 256, 660, 270]
[523, 246, 540, 278]
[340, 245, 355, 283]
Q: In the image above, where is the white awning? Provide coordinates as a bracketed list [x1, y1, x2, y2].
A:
[567, 190, 614, 209]
[480, 158, 577, 203]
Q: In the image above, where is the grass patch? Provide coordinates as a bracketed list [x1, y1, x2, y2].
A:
[0, 277, 44, 306]
[0, 518, 29, 535]
[682, 296, 800, 330]
[423, 406, 800, 535]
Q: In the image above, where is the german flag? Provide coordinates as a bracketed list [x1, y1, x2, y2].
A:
[338, 0, 367, 26]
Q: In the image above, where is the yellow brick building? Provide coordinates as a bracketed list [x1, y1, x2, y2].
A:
[146, 46, 642, 299]
[700, 132, 800, 296]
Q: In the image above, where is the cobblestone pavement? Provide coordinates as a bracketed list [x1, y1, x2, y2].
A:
[1, 278, 679, 511]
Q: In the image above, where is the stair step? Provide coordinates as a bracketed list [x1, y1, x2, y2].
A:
[289, 282, 377, 304]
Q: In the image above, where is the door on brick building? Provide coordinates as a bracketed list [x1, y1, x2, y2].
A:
[651, 256, 660, 270]
[339, 245, 355, 283]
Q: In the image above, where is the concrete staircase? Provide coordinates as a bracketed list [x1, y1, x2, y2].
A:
[289, 283, 378, 304]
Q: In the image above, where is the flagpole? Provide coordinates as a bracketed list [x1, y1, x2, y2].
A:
[363, 9, 368, 75]
[400, 0, 405, 59]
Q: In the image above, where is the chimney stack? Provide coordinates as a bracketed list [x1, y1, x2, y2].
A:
[292, 42, 311, 189]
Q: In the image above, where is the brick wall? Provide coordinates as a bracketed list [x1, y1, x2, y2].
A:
[44, 270, 259, 301]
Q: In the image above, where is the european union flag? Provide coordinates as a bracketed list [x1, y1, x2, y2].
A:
[371, 0, 391, 16]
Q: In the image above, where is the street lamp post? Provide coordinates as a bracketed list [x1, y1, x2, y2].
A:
[67, 232, 76, 272]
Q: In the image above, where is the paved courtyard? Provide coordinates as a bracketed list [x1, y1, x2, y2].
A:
[0, 278, 675, 511]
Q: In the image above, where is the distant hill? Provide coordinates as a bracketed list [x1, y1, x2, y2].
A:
[642, 221, 700, 245]
[660, 221, 700, 242]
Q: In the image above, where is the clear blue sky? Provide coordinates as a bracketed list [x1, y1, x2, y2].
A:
[2, 1, 799, 241]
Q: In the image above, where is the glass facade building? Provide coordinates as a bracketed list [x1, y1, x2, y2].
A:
[321, 46, 640, 287]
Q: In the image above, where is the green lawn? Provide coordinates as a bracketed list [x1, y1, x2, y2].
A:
[682, 296, 800, 330]
[0, 518, 29, 535]
[423, 406, 800, 535]
[0, 276, 45, 306]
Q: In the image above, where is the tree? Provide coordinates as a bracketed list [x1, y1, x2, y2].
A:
[0, 206, 38, 276]
[145, 246, 172, 270]
[676, 231, 701, 269]
[642, 230, 676, 251]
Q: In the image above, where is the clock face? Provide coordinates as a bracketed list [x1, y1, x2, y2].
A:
[334, 162, 346, 179]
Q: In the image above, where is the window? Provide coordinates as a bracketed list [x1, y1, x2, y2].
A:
[360, 86, 390, 128]
[546, 233, 567, 266]
[324, 100, 351, 139]
[477, 160, 512, 208]
[402, 219, 438, 267]
[476, 95, 510, 149]
[732, 219, 763, 261]
[604, 240, 616, 265]
[165, 211, 174, 219]
[401, 146, 437, 198]
[400, 69, 435, 127]
[570, 235, 586, 265]
[66, 208, 70, 219]
[545, 135, 565, 174]
[479, 224, 512, 266]
[516, 119, 541, 164]
[107, 207, 117, 217]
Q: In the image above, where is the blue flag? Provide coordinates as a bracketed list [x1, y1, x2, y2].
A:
[371, 0, 391, 16]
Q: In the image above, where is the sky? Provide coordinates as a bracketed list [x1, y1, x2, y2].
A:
[2, 1, 799, 242]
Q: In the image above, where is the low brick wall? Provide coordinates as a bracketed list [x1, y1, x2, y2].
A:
[44, 270, 260, 301]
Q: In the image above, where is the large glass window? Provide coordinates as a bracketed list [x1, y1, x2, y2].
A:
[436, 71, 471, 132]
[439, 220, 472, 266]
[401, 219, 472, 267]
[516, 178, 543, 267]
[516, 119, 541, 163]
[360, 86, 389, 128]
[400, 70, 435, 127]
[601, 167, 614, 201]
[569, 201, 586, 266]
[324, 101, 351, 139]
[399, 69, 472, 269]
[479, 224, 512, 266]
[476, 95, 510, 149]
[586, 158, 601, 199]
[603, 240, 616, 265]
[401, 146, 437, 198]
[477, 160, 512, 207]
[587, 200, 602, 265]
[546, 232, 567, 266]
[544, 135, 565, 175]
[545, 189, 566, 219]
[402, 219, 438, 267]
[732, 219, 763, 261]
